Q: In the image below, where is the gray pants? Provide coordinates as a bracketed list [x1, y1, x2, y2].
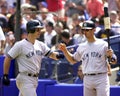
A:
[84, 73, 110, 96]
[16, 73, 38, 96]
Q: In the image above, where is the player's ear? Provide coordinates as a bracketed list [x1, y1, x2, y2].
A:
[93, 28, 96, 32]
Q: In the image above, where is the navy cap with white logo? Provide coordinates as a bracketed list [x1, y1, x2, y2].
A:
[82, 20, 95, 29]
[27, 20, 44, 30]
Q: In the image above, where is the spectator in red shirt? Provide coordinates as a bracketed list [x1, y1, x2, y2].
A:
[46, 0, 65, 18]
[87, 0, 104, 19]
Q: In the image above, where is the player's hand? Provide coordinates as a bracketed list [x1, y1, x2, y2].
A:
[58, 43, 67, 52]
[106, 49, 117, 64]
[106, 49, 113, 58]
[2, 74, 10, 86]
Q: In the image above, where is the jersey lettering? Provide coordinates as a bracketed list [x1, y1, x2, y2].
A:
[82, 53, 89, 60]
[82, 52, 102, 61]
[26, 50, 43, 58]
[91, 52, 102, 58]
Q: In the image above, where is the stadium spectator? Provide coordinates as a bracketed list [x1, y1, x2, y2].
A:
[60, 29, 74, 46]
[46, 0, 65, 18]
[12, 16, 28, 40]
[37, 1, 47, 9]
[118, 11, 120, 22]
[74, 64, 84, 84]
[51, 21, 64, 50]
[0, 0, 7, 7]
[44, 21, 56, 48]
[65, 0, 86, 29]
[91, 17, 102, 35]
[0, 3, 8, 16]
[4, 31, 15, 55]
[0, 14, 8, 33]
[73, 23, 86, 45]
[30, 0, 44, 9]
[109, 10, 120, 34]
[24, 0, 31, 4]
[70, 13, 83, 37]
[21, 3, 40, 23]
[95, 16, 119, 38]
[86, 0, 104, 19]
[7, 3, 16, 32]
[107, 0, 120, 12]
[6, 0, 16, 8]
[116, 0, 120, 10]
[38, 7, 49, 24]
[7, 2, 16, 19]
[70, 14, 86, 44]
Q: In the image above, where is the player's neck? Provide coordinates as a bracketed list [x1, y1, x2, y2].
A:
[87, 36, 96, 43]
[27, 35, 36, 44]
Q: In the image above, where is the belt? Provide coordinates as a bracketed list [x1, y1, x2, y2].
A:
[20, 72, 39, 77]
[27, 73, 39, 77]
[84, 73, 105, 76]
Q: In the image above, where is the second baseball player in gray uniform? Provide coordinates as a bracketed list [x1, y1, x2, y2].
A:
[59, 20, 117, 96]
[2, 20, 64, 96]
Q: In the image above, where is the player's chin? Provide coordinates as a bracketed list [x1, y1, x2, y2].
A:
[36, 34, 40, 38]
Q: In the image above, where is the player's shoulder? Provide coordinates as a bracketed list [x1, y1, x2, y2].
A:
[96, 38, 107, 43]
[96, 38, 108, 46]
[78, 41, 87, 47]
[35, 40, 45, 45]
[76, 41, 87, 51]
[35, 40, 48, 47]
[14, 39, 25, 46]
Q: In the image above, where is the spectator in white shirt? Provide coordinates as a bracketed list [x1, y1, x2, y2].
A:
[44, 21, 56, 48]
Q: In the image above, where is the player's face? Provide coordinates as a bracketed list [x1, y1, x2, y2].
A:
[34, 28, 43, 38]
[82, 29, 94, 38]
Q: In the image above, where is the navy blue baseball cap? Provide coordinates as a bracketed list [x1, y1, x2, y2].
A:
[82, 20, 95, 29]
[27, 20, 44, 31]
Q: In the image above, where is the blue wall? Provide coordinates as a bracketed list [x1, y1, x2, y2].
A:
[0, 79, 120, 96]
[0, 56, 15, 78]
[0, 35, 120, 96]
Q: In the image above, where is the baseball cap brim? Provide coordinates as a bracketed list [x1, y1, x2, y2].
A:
[82, 20, 95, 30]
[34, 25, 44, 29]
[82, 27, 93, 29]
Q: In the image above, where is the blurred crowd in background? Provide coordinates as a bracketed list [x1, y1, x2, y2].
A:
[0, 0, 120, 57]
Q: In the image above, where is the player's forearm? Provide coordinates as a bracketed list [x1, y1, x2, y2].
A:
[58, 43, 77, 64]
[49, 52, 59, 60]
[4, 57, 11, 74]
[63, 50, 77, 64]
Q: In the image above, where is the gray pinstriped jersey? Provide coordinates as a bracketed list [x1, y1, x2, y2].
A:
[73, 39, 108, 74]
[8, 39, 50, 74]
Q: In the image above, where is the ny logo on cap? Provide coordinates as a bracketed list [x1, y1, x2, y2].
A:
[83, 23, 87, 27]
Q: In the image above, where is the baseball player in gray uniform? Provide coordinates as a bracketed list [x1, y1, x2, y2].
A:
[2, 19, 64, 96]
[59, 20, 117, 96]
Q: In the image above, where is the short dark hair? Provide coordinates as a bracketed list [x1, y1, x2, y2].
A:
[61, 30, 70, 39]
[47, 21, 54, 29]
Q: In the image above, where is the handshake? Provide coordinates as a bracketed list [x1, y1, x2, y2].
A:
[2, 74, 10, 86]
